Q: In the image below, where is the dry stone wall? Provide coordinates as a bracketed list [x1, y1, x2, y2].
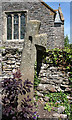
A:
[37, 63, 70, 93]
[2, 47, 70, 94]
[2, 43, 23, 78]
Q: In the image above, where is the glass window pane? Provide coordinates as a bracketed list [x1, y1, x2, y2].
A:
[14, 14, 19, 39]
[7, 15, 12, 40]
[20, 14, 26, 39]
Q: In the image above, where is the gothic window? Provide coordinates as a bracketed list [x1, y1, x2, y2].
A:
[6, 12, 26, 40]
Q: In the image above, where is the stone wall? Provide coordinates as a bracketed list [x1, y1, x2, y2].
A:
[37, 63, 70, 93]
[2, 47, 70, 94]
[2, 44, 23, 78]
[53, 24, 64, 48]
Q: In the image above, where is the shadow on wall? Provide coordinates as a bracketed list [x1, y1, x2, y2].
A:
[36, 45, 45, 77]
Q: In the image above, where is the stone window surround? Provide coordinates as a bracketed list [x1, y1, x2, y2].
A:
[3, 10, 28, 42]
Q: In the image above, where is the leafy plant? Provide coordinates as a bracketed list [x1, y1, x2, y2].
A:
[44, 103, 52, 112]
[2, 70, 38, 120]
[64, 35, 69, 48]
[44, 92, 71, 116]
[34, 62, 41, 89]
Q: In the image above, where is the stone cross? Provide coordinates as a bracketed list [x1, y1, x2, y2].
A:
[19, 20, 47, 103]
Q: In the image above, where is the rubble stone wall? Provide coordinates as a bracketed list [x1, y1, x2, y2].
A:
[2, 46, 22, 78]
[37, 63, 70, 93]
[2, 47, 70, 94]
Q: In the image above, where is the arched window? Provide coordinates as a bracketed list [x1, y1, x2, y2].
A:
[7, 15, 12, 40]
[14, 14, 19, 39]
[20, 14, 26, 39]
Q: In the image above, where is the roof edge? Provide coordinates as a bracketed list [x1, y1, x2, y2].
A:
[41, 1, 56, 13]
[58, 6, 64, 22]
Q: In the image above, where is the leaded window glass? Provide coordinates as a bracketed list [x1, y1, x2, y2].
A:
[6, 12, 26, 40]
[7, 15, 12, 40]
[20, 14, 26, 39]
[14, 14, 19, 39]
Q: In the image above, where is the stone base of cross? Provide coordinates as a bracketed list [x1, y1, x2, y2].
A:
[19, 20, 47, 105]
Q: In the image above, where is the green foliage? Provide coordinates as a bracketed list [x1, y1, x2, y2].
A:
[70, 43, 72, 49]
[44, 103, 52, 112]
[44, 48, 72, 72]
[69, 104, 72, 120]
[64, 35, 69, 48]
[34, 62, 41, 89]
[0, 46, 5, 49]
[43, 48, 72, 118]
[44, 92, 71, 116]
[35, 47, 72, 118]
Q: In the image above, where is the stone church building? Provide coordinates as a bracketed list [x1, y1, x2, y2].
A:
[0, 0, 65, 89]
[0, 1, 65, 81]
[2, 0, 64, 49]
[0, 1, 66, 118]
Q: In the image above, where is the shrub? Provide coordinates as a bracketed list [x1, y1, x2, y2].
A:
[2, 70, 38, 120]
[44, 92, 71, 116]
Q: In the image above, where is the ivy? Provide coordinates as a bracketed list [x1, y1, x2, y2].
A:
[34, 62, 41, 89]
[43, 48, 72, 71]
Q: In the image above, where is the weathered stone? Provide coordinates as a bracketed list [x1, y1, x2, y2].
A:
[37, 84, 56, 92]
[12, 69, 17, 73]
[67, 96, 72, 100]
[40, 77, 47, 83]
[57, 87, 63, 92]
[16, 62, 20, 65]
[20, 20, 47, 105]
[53, 113, 60, 118]
[48, 74, 53, 79]
[65, 87, 71, 92]
[41, 66, 45, 70]
[61, 84, 69, 88]
[40, 70, 46, 74]
[43, 96, 49, 102]
[52, 74, 58, 78]
[57, 106, 65, 114]
[37, 84, 46, 91]
[3, 75, 8, 79]
[11, 61, 16, 64]
[42, 73, 46, 77]
[36, 91, 43, 97]
[46, 85, 56, 92]
[60, 114, 67, 119]
[5, 69, 12, 71]
[10, 58, 15, 61]
[2, 49, 6, 54]
[49, 67, 57, 70]
[7, 60, 11, 64]
[62, 81, 69, 85]
[11, 65, 15, 68]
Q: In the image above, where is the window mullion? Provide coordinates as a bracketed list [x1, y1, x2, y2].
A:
[18, 13, 21, 40]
